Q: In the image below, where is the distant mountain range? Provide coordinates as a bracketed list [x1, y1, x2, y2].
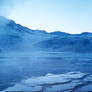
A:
[0, 16, 92, 53]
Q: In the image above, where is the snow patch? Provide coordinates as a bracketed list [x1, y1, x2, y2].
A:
[2, 72, 87, 92]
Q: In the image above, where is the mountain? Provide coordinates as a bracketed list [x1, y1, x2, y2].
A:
[0, 16, 92, 53]
[36, 36, 92, 53]
[50, 31, 70, 36]
[35, 32, 92, 53]
[0, 16, 55, 53]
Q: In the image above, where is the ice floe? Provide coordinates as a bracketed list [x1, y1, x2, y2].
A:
[2, 72, 92, 92]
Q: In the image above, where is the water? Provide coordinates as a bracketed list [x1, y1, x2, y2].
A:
[0, 52, 92, 90]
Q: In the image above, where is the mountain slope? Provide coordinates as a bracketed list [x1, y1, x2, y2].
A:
[35, 33, 92, 53]
[0, 16, 55, 53]
[0, 16, 92, 53]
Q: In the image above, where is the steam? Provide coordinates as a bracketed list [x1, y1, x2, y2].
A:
[0, 0, 12, 17]
[0, 0, 30, 18]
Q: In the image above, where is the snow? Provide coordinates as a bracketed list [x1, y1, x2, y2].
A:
[45, 80, 81, 92]
[23, 72, 85, 86]
[2, 72, 88, 92]
[3, 84, 42, 91]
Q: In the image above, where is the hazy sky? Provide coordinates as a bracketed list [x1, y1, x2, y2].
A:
[0, 0, 92, 33]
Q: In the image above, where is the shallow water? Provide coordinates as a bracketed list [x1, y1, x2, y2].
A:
[0, 52, 92, 91]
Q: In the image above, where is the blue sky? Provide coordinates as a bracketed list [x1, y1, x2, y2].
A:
[0, 0, 92, 33]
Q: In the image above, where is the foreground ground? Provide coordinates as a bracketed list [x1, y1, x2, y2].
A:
[1, 72, 92, 92]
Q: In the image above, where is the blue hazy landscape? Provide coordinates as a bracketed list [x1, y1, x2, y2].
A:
[0, 16, 92, 91]
[0, 0, 92, 91]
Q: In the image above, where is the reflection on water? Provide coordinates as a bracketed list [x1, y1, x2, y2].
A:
[0, 52, 92, 90]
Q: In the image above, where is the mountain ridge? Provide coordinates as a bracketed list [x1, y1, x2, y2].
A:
[0, 16, 92, 53]
[1, 16, 92, 35]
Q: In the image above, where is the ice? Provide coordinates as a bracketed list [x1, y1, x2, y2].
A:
[23, 72, 85, 86]
[45, 80, 81, 92]
[2, 72, 88, 92]
[4, 84, 42, 91]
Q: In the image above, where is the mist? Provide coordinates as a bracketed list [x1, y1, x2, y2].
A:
[0, 0, 30, 17]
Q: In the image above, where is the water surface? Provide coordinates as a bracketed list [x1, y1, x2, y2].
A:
[0, 52, 92, 90]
